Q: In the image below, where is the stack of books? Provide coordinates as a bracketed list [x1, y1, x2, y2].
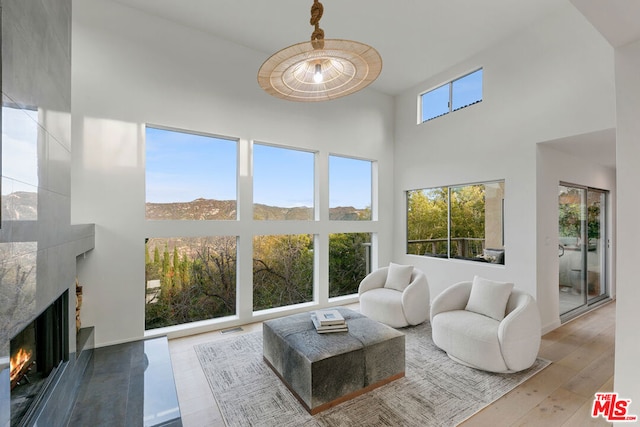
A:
[311, 309, 348, 333]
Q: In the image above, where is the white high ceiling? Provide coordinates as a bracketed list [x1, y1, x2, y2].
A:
[570, 0, 640, 48]
[112, 0, 562, 96]
[110, 0, 626, 169]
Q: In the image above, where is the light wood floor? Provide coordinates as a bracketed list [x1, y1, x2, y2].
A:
[460, 300, 615, 427]
[169, 300, 615, 427]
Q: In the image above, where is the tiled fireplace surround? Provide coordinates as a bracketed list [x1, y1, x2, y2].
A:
[1, 0, 96, 425]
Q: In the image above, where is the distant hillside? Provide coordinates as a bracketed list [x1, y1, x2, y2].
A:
[0, 194, 369, 222]
[1, 191, 38, 221]
[0, 194, 370, 223]
[146, 198, 237, 220]
[253, 203, 312, 220]
[329, 206, 370, 221]
[146, 198, 370, 221]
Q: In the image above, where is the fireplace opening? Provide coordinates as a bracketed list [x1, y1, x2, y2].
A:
[10, 291, 69, 426]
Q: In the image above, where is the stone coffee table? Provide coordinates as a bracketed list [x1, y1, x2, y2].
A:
[263, 307, 405, 414]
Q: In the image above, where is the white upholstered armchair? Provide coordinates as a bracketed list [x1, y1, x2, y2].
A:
[430, 277, 541, 373]
[358, 263, 430, 328]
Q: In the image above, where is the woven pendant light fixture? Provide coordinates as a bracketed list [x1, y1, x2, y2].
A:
[258, 0, 382, 102]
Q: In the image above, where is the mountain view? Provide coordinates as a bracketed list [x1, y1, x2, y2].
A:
[1, 192, 38, 221]
[1, 193, 369, 222]
[145, 198, 371, 221]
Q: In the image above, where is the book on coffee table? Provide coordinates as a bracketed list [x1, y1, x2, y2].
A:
[310, 312, 348, 333]
[314, 309, 345, 326]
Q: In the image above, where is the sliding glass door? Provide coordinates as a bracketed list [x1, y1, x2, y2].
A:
[558, 184, 608, 318]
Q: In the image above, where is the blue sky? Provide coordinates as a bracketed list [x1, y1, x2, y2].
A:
[329, 155, 371, 209]
[146, 127, 372, 209]
[422, 69, 483, 122]
[145, 127, 237, 203]
[253, 143, 313, 207]
[2, 107, 39, 194]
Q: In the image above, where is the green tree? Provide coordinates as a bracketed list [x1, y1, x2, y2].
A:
[587, 204, 600, 241]
[329, 233, 369, 297]
[253, 234, 313, 310]
[449, 184, 485, 257]
[559, 192, 600, 243]
[180, 253, 190, 285]
[407, 188, 448, 255]
[359, 205, 372, 221]
[144, 237, 238, 329]
[189, 236, 237, 315]
[450, 185, 485, 238]
[407, 185, 487, 258]
[161, 244, 172, 293]
[172, 246, 181, 289]
[559, 189, 582, 238]
[145, 241, 162, 283]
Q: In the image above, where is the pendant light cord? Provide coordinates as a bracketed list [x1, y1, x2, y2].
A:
[310, 0, 325, 49]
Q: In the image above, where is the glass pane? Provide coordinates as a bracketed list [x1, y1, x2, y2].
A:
[329, 155, 372, 220]
[2, 106, 39, 189]
[253, 144, 314, 220]
[145, 236, 237, 330]
[449, 184, 482, 259]
[587, 189, 606, 300]
[558, 185, 586, 315]
[421, 84, 450, 122]
[2, 107, 39, 221]
[452, 69, 483, 111]
[450, 182, 504, 262]
[253, 234, 314, 310]
[481, 182, 505, 263]
[406, 188, 449, 257]
[145, 127, 237, 220]
[329, 233, 371, 297]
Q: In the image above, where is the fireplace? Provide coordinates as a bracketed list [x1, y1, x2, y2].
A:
[10, 291, 69, 426]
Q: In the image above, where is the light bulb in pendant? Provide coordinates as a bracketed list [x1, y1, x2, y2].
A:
[313, 63, 323, 83]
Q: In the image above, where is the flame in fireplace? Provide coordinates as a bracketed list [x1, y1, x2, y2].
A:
[10, 348, 33, 382]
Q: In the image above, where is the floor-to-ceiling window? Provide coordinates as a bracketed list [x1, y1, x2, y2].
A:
[144, 127, 377, 330]
[144, 126, 238, 329]
[328, 155, 373, 297]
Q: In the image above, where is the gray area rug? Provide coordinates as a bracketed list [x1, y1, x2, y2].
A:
[195, 321, 549, 427]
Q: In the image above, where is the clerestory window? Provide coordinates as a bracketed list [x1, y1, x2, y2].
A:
[419, 68, 483, 123]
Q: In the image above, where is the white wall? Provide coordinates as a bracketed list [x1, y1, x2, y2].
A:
[392, 2, 615, 331]
[614, 37, 640, 414]
[71, 0, 395, 346]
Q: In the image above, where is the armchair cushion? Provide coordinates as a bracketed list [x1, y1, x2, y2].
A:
[384, 262, 414, 292]
[465, 275, 514, 321]
[432, 310, 507, 372]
